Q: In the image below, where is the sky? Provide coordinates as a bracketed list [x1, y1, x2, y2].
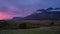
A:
[0, 0, 60, 20]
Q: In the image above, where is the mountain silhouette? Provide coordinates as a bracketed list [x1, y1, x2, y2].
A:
[12, 9, 60, 20]
[12, 17, 24, 20]
[24, 9, 60, 20]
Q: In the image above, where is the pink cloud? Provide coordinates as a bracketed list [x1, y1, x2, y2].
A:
[0, 10, 28, 20]
[0, 12, 12, 20]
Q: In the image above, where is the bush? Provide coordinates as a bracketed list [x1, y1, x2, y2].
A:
[0, 20, 9, 28]
[18, 22, 40, 29]
[19, 23, 27, 29]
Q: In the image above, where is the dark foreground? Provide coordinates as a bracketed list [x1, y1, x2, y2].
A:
[0, 20, 60, 34]
[0, 26, 60, 34]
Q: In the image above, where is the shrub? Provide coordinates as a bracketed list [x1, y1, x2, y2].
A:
[0, 20, 9, 28]
[19, 23, 27, 29]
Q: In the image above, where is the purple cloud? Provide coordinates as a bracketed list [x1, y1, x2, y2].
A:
[0, 0, 60, 20]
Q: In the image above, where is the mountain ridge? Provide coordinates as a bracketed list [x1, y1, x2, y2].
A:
[12, 9, 60, 20]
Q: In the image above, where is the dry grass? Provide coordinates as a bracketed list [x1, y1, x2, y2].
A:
[0, 20, 60, 29]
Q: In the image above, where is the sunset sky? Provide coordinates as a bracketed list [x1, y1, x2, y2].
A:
[0, 0, 60, 20]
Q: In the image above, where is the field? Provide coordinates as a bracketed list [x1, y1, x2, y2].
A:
[0, 26, 60, 34]
[0, 29, 52, 34]
[0, 20, 60, 34]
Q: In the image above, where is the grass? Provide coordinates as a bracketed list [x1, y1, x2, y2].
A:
[0, 20, 60, 34]
[0, 26, 60, 34]
[0, 29, 56, 34]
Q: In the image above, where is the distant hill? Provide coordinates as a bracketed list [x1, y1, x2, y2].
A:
[24, 10, 60, 20]
[12, 9, 60, 20]
[12, 17, 24, 20]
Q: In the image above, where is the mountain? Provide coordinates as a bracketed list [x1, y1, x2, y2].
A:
[12, 17, 24, 20]
[12, 9, 60, 20]
[24, 10, 60, 20]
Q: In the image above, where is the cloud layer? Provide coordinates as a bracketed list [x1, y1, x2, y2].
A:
[0, 0, 60, 20]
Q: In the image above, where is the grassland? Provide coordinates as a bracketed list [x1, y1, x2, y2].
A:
[0, 28, 57, 34]
[0, 26, 60, 34]
[0, 20, 60, 34]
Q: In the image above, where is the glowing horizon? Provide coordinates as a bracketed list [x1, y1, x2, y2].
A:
[0, 0, 60, 20]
